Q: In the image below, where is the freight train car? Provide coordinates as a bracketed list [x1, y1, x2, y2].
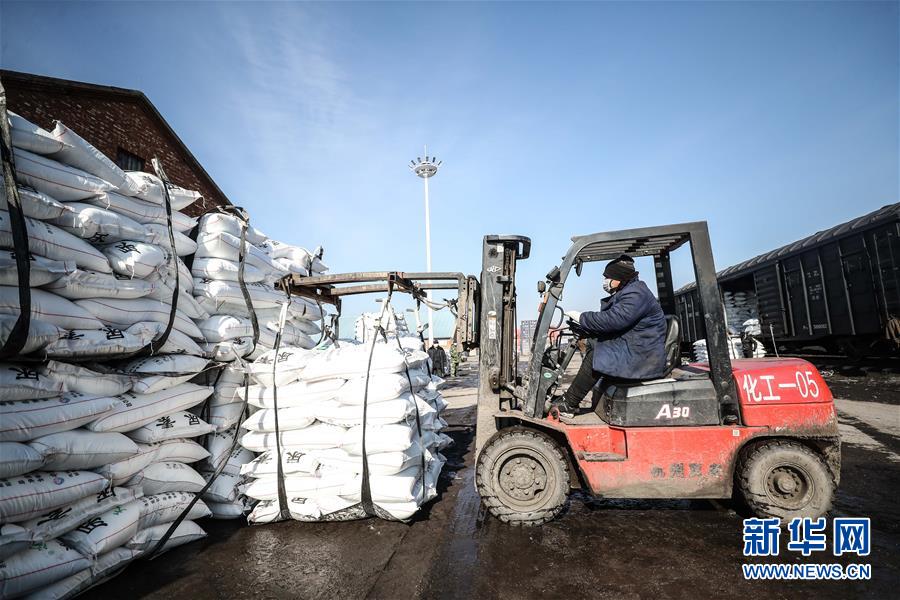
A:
[675, 202, 900, 356]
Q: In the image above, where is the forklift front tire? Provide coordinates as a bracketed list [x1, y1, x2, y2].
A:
[736, 440, 834, 523]
[476, 426, 569, 526]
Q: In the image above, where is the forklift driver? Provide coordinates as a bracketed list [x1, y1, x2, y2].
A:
[551, 255, 668, 416]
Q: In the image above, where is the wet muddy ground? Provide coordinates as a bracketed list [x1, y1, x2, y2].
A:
[93, 362, 899, 599]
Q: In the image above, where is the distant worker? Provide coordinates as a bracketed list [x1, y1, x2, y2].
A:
[551, 255, 667, 416]
[449, 343, 461, 377]
[428, 341, 450, 377]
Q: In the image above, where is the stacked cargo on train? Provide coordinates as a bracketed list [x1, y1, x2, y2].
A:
[676, 203, 900, 355]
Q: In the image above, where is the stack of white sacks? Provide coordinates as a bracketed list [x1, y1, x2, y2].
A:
[691, 329, 766, 363]
[723, 290, 759, 334]
[238, 335, 452, 523]
[187, 211, 330, 519]
[0, 113, 246, 597]
[1, 111, 340, 596]
[354, 309, 411, 343]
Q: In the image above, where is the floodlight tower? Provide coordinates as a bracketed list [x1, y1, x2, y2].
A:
[409, 148, 442, 347]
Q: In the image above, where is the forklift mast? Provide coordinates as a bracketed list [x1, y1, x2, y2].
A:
[475, 235, 531, 454]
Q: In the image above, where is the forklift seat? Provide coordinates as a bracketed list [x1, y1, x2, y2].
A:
[663, 316, 682, 377]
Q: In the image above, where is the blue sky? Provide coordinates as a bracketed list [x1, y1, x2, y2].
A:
[2, 1, 897, 328]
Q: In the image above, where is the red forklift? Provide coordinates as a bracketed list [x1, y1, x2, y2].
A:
[471, 222, 840, 525]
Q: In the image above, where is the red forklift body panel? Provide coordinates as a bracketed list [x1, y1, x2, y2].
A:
[553, 358, 838, 499]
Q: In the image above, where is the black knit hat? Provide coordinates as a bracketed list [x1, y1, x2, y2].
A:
[603, 254, 637, 281]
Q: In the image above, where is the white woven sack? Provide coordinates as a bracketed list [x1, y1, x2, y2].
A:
[201, 338, 253, 363]
[198, 213, 267, 245]
[125, 411, 215, 444]
[243, 469, 352, 501]
[239, 449, 314, 478]
[339, 465, 423, 503]
[248, 346, 313, 387]
[193, 278, 285, 308]
[13, 148, 112, 201]
[51, 202, 151, 243]
[0, 184, 71, 221]
[240, 449, 319, 478]
[207, 401, 246, 432]
[135, 462, 206, 494]
[45, 361, 133, 396]
[341, 423, 417, 455]
[145, 222, 197, 256]
[240, 422, 345, 452]
[201, 471, 241, 504]
[206, 426, 239, 469]
[292, 318, 321, 336]
[23, 546, 141, 600]
[315, 395, 429, 428]
[301, 343, 411, 382]
[334, 372, 424, 406]
[0, 443, 46, 478]
[7, 111, 68, 155]
[197, 314, 254, 342]
[190, 257, 267, 283]
[149, 438, 210, 463]
[244, 378, 345, 410]
[61, 498, 141, 558]
[84, 190, 167, 225]
[95, 443, 158, 486]
[313, 446, 424, 476]
[42, 268, 156, 300]
[157, 327, 206, 356]
[0, 211, 111, 272]
[135, 491, 210, 530]
[273, 256, 309, 276]
[132, 373, 195, 395]
[195, 230, 286, 276]
[211, 364, 246, 406]
[0, 470, 108, 523]
[85, 384, 213, 433]
[74, 297, 204, 340]
[126, 519, 206, 553]
[210, 446, 255, 476]
[240, 405, 316, 432]
[22, 485, 142, 543]
[50, 121, 138, 194]
[101, 240, 167, 278]
[0, 539, 90, 598]
[206, 499, 250, 520]
[0, 287, 103, 331]
[81, 191, 196, 232]
[0, 392, 119, 442]
[120, 354, 208, 377]
[0, 316, 62, 355]
[43, 322, 163, 360]
[30, 429, 138, 471]
[0, 362, 66, 401]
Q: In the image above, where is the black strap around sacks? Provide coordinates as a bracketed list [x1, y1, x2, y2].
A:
[392, 329, 428, 484]
[0, 84, 32, 359]
[269, 278, 291, 521]
[216, 205, 260, 351]
[358, 282, 396, 518]
[147, 366, 250, 560]
[129, 158, 180, 356]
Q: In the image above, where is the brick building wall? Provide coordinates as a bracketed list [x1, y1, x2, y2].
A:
[1, 71, 230, 216]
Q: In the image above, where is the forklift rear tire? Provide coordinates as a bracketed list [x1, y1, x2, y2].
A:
[736, 440, 834, 523]
[476, 426, 569, 526]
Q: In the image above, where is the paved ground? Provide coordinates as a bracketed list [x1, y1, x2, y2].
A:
[94, 361, 900, 599]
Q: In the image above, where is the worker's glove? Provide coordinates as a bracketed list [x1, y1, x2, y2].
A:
[564, 310, 582, 323]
